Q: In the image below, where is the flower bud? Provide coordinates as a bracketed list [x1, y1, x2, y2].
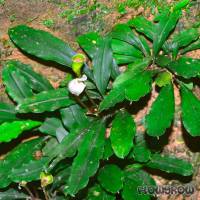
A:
[68, 74, 87, 96]
[72, 53, 86, 77]
[40, 172, 53, 187]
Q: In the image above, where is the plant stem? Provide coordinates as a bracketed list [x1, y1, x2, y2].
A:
[42, 187, 50, 200]
[23, 185, 34, 199]
[85, 89, 97, 107]
[75, 95, 94, 113]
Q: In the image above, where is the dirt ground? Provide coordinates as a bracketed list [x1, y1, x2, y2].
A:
[0, 0, 200, 200]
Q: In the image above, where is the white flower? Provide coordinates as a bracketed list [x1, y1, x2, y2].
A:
[68, 75, 87, 96]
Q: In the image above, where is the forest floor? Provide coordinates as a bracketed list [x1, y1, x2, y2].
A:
[0, 0, 200, 200]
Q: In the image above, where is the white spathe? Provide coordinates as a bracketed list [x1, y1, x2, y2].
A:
[68, 74, 87, 96]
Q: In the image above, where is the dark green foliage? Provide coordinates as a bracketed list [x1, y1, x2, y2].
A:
[0, 1, 198, 198]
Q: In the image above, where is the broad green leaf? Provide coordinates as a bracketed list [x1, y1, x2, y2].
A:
[0, 102, 17, 124]
[56, 126, 69, 143]
[87, 184, 115, 200]
[98, 164, 124, 193]
[145, 83, 175, 137]
[8, 60, 53, 92]
[111, 59, 120, 79]
[181, 39, 200, 54]
[0, 120, 41, 142]
[65, 120, 105, 196]
[113, 58, 151, 87]
[99, 87, 125, 111]
[171, 28, 199, 58]
[0, 138, 44, 188]
[60, 104, 89, 131]
[128, 16, 154, 40]
[167, 57, 200, 78]
[122, 167, 156, 200]
[153, 10, 181, 56]
[9, 157, 48, 183]
[111, 39, 143, 58]
[146, 153, 193, 176]
[111, 24, 150, 56]
[9, 25, 75, 67]
[155, 71, 172, 87]
[93, 36, 113, 95]
[77, 32, 101, 58]
[113, 54, 137, 65]
[2, 63, 33, 103]
[124, 71, 153, 101]
[155, 55, 171, 68]
[103, 139, 114, 160]
[99, 59, 152, 111]
[111, 111, 136, 158]
[174, 0, 190, 11]
[39, 117, 68, 142]
[181, 85, 200, 136]
[77, 33, 118, 80]
[43, 123, 95, 171]
[51, 166, 71, 191]
[17, 88, 74, 113]
[0, 189, 28, 200]
[132, 133, 151, 163]
[39, 117, 63, 136]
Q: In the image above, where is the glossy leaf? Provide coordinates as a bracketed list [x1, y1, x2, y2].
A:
[181, 85, 200, 136]
[87, 184, 115, 200]
[145, 83, 175, 137]
[39, 117, 63, 136]
[93, 36, 113, 95]
[110, 111, 136, 158]
[0, 189, 28, 200]
[39, 117, 68, 142]
[167, 57, 200, 78]
[99, 59, 152, 111]
[111, 39, 143, 58]
[99, 87, 125, 112]
[171, 28, 199, 58]
[128, 16, 154, 40]
[153, 10, 181, 56]
[111, 24, 150, 56]
[10, 157, 48, 183]
[44, 123, 96, 171]
[56, 126, 69, 143]
[155, 71, 172, 87]
[9, 25, 75, 67]
[0, 102, 17, 124]
[98, 164, 124, 193]
[181, 39, 200, 54]
[77, 32, 101, 58]
[103, 139, 114, 160]
[113, 54, 138, 65]
[132, 133, 151, 163]
[60, 104, 89, 131]
[2, 63, 33, 103]
[0, 120, 41, 142]
[9, 60, 53, 92]
[16, 88, 74, 113]
[122, 166, 156, 200]
[146, 153, 193, 176]
[65, 120, 105, 196]
[0, 138, 44, 188]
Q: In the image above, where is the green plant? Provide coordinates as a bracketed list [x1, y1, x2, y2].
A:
[0, 1, 199, 199]
[42, 19, 55, 28]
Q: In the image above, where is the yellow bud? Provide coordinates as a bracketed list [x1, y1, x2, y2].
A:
[72, 53, 86, 77]
[40, 172, 53, 187]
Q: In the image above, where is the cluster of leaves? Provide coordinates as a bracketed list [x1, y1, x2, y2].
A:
[0, 0, 199, 199]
